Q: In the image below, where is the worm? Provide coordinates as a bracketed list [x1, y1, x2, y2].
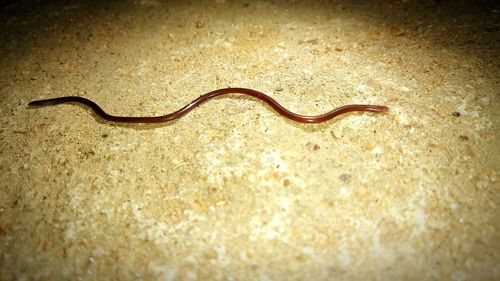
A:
[28, 87, 388, 124]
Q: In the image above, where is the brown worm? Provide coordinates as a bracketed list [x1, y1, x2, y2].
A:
[28, 87, 388, 124]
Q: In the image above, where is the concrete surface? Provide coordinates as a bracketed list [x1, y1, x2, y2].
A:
[0, 0, 498, 280]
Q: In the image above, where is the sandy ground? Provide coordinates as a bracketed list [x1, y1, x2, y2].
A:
[0, 0, 499, 280]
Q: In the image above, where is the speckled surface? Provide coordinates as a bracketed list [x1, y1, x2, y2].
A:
[0, 0, 499, 280]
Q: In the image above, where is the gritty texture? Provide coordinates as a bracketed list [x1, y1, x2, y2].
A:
[0, 0, 499, 280]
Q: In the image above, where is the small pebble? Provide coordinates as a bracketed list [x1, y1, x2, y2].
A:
[215, 200, 226, 207]
[479, 96, 491, 107]
[43, 241, 53, 251]
[371, 146, 383, 155]
[452, 112, 461, 117]
[356, 84, 368, 94]
[0, 224, 6, 236]
[339, 173, 352, 183]
[195, 20, 205, 28]
[339, 187, 349, 196]
[330, 130, 341, 139]
[302, 68, 314, 75]
[283, 178, 290, 187]
[459, 135, 469, 141]
[306, 142, 320, 151]
[391, 26, 405, 36]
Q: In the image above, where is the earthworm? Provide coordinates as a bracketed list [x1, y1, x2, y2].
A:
[28, 87, 388, 124]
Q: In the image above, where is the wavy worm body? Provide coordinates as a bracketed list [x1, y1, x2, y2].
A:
[28, 87, 388, 124]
